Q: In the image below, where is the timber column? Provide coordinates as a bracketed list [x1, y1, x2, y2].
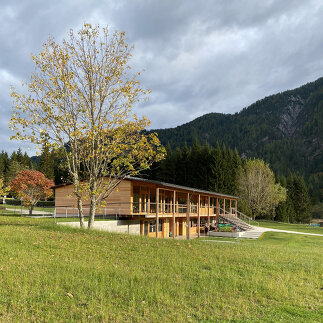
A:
[186, 193, 190, 240]
[156, 187, 159, 238]
[207, 196, 210, 228]
[216, 197, 219, 229]
[198, 194, 200, 238]
[173, 190, 176, 239]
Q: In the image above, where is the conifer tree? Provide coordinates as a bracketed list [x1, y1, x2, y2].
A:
[39, 145, 55, 180]
[158, 143, 176, 183]
[290, 175, 311, 223]
[210, 142, 225, 193]
[178, 143, 190, 186]
[189, 139, 201, 187]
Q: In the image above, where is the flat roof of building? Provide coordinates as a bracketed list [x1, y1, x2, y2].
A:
[127, 176, 238, 199]
[53, 176, 238, 199]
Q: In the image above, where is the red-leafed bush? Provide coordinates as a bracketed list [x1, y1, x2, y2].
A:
[9, 170, 54, 216]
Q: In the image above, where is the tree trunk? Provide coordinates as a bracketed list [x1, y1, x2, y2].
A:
[73, 177, 85, 228]
[77, 198, 85, 228]
[252, 209, 255, 221]
[88, 199, 97, 229]
[29, 205, 34, 216]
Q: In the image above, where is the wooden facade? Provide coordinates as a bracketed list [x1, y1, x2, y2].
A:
[54, 177, 238, 239]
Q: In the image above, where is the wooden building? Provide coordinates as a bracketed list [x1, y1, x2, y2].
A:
[54, 177, 238, 239]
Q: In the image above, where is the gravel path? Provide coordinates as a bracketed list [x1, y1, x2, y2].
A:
[5, 208, 53, 215]
[252, 226, 323, 237]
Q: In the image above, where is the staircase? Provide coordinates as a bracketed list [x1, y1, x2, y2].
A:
[219, 213, 254, 231]
[214, 209, 265, 239]
[218, 208, 254, 231]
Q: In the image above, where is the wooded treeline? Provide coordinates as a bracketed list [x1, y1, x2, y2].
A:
[0, 141, 312, 222]
[0, 147, 66, 187]
[0, 149, 35, 184]
[143, 141, 241, 195]
[143, 140, 311, 223]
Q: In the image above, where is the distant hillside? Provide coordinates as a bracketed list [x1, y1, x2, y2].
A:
[150, 77, 323, 202]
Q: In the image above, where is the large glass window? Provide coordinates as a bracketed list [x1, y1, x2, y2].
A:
[144, 221, 148, 235]
[133, 186, 140, 213]
[141, 192, 148, 213]
[149, 220, 156, 233]
[201, 197, 206, 207]
[150, 189, 156, 213]
[178, 196, 187, 213]
[165, 192, 172, 213]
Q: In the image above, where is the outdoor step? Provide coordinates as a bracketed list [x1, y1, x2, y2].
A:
[239, 231, 263, 239]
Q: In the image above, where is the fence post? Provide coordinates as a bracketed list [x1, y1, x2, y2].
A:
[54, 208, 57, 224]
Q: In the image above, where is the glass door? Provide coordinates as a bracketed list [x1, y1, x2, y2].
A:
[144, 221, 148, 235]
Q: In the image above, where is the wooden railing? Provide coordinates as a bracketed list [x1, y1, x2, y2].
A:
[131, 202, 219, 216]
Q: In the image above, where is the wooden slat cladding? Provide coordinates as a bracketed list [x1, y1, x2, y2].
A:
[55, 180, 131, 215]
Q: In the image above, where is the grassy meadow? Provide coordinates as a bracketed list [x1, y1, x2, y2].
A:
[0, 216, 322, 322]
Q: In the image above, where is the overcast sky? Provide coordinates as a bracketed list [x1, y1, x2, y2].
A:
[1, 0, 323, 154]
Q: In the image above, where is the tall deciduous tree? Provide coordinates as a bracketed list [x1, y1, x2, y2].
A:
[10, 24, 165, 228]
[9, 170, 54, 216]
[237, 159, 286, 220]
[0, 178, 9, 198]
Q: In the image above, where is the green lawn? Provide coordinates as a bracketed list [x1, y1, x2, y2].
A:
[252, 220, 323, 234]
[0, 216, 322, 322]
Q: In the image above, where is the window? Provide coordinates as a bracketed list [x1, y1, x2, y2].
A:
[150, 189, 156, 202]
[191, 219, 197, 227]
[133, 186, 140, 213]
[201, 197, 206, 207]
[149, 220, 156, 232]
[141, 192, 148, 212]
[159, 219, 163, 232]
[210, 197, 214, 207]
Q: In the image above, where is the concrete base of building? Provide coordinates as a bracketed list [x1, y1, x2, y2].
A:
[58, 220, 141, 235]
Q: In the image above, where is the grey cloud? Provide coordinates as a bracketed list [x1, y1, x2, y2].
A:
[0, 0, 323, 154]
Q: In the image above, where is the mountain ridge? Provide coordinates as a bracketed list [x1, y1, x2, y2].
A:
[149, 77, 323, 202]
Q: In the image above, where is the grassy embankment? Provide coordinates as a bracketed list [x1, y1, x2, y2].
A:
[0, 215, 322, 322]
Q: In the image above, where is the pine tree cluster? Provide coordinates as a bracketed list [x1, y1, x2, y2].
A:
[0, 149, 34, 185]
[276, 175, 311, 223]
[143, 140, 241, 195]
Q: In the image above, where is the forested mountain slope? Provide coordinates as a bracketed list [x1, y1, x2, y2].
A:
[150, 77, 323, 202]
